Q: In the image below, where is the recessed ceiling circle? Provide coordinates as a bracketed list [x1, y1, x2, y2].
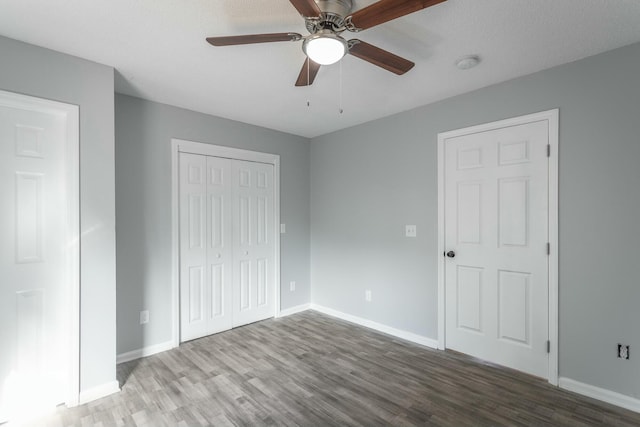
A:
[455, 55, 481, 70]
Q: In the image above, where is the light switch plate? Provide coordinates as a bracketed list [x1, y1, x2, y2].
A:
[280, 224, 286, 234]
[406, 225, 417, 237]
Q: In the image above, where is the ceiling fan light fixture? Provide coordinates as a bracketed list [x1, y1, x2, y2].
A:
[303, 32, 347, 65]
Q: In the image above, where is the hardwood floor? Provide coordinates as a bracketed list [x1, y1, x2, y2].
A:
[37, 311, 640, 426]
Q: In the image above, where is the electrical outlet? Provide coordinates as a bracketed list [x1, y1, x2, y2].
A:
[405, 225, 417, 237]
[365, 290, 372, 302]
[289, 281, 296, 292]
[618, 344, 630, 360]
[140, 310, 149, 325]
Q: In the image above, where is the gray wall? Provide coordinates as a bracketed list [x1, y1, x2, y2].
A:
[310, 42, 640, 398]
[0, 36, 117, 392]
[115, 94, 310, 354]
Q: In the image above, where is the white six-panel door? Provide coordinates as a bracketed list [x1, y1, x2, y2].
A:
[179, 154, 233, 341]
[443, 119, 550, 378]
[231, 160, 275, 327]
[179, 153, 275, 342]
[0, 101, 72, 420]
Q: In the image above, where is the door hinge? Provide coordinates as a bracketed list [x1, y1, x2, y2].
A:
[547, 144, 551, 157]
[547, 340, 551, 353]
[546, 242, 550, 255]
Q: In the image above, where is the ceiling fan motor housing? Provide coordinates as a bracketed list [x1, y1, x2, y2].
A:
[305, 0, 353, 33]
[316, 0, 352, 17]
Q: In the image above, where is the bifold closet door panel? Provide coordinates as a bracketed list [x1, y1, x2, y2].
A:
[205, 156, 234, 334]
[179, 153, 233, 341]
[231, 160, 276, 328]
[179, 153, 207, 341]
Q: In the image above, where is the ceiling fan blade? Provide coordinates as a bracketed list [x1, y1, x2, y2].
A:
[348, 40, 415, 75]
[289, 0, 322, 17]
[206, 33, 302, 46]
[347, 0, 446, 31]
[295, 58, 321, 86]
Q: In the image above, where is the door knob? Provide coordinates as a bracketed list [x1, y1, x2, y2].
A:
[446, 251, 456, 258]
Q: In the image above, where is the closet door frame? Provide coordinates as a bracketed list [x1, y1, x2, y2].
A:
[171, 138, 280, 347]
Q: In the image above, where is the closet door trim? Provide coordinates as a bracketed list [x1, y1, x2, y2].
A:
[171, 138, 280, 347]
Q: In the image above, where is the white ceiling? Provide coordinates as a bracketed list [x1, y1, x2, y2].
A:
[1, 0, 640, 138]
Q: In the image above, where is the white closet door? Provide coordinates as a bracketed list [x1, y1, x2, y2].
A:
[232, 160, 275, 327]
[205, 156, 233, 334]
[0, 103, 69, 420]
[179, 154, 275, 340]
[179, 153, 233, 341]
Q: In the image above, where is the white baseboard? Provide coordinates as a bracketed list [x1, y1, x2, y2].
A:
[277, 303, 311, 318]
[309, 304, 439, 349]
[559, 377, 640, 413]
[79, 380, 120, 405]
[116, 340, 175, 364]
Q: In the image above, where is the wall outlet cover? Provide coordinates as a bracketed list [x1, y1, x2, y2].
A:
[405, 225, 417, 237]
[140, 310, 149, 325]
[618, 344, 630, 360]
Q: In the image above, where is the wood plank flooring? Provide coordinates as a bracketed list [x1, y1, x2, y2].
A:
[36, 311, 640, 426]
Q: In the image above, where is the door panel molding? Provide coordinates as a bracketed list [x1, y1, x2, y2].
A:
[171, 139, 281, 347]
[437, 109, 559, 385]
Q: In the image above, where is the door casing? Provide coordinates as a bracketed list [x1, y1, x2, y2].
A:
[436, 109, 559, 385]
[171, 138, 281, 347]
[0, 89, 80, 406]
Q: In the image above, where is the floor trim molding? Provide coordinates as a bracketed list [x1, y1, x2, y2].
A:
[277, 303, 311, 318]
[78, 380, 120, 405]
[116, 340, 176, 364]
[559, 377, 640, 413]
[309, 304, 438, 349]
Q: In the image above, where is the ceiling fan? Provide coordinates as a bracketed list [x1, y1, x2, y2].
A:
[206, 0, 446, 86]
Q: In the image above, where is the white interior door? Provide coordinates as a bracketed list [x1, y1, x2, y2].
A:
[179, 154, 275, 341]
[232, 160, 275, 327]
[179, 153, 233, 341]
[0, 100, 72, 420]
[444, 119, 550, 378]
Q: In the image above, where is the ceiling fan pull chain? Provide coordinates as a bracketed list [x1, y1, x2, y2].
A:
[306, 57, 311, 108]
[339, 59, 344, 114]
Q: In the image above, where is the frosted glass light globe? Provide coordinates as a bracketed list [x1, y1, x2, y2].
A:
[303, 33, 347, 65]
